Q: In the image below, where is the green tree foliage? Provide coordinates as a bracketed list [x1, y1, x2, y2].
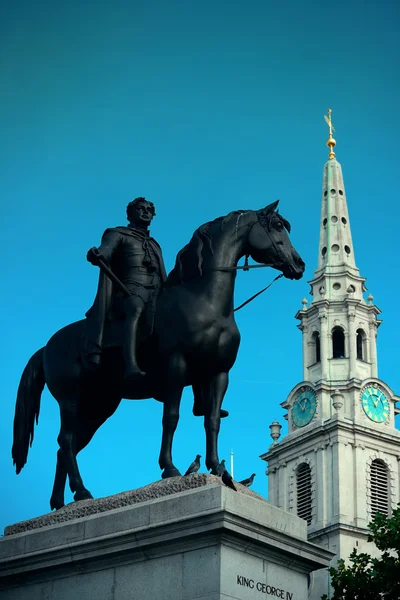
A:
[322, 505, 400, 600]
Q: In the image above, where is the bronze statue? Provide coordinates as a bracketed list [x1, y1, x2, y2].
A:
[12, 200, 304, 510]
[83, 197, 166, 382]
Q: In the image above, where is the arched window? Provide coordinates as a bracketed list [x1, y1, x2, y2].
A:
[311, 332, 321, 363]
[356, 329, 367, 361]
[315, 333, 321, 363]
[296, 463, 312, 525]
[370, 459, 390, 518]
[332, 326, 345, 358]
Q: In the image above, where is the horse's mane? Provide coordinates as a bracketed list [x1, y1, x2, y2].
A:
[166, 211, 247, 286]
[166, 208, 291, 286]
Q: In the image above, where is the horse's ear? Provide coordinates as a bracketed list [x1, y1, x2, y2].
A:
[261, 200, 279, 215]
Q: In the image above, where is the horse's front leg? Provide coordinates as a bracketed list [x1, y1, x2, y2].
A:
[159, 385, 183, 479]
[203, 372, 229, 473]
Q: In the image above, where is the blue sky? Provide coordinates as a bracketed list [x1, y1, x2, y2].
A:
[1, 0, 399, 530]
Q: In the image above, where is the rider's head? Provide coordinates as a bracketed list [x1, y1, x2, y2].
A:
[126, 197, 156, 227]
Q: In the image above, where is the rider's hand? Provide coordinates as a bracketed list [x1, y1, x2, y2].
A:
[87, 247, 102, 265]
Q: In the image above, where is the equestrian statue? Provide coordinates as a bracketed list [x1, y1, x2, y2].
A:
[12, 197, 305, 510]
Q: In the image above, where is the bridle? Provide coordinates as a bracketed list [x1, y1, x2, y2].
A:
[211, 216, 285, 312]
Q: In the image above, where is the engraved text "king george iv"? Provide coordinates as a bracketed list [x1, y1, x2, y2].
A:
[236, 575, 293, 599]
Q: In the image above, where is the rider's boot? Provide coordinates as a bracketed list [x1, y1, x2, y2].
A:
[192, 393, 229, 419]
[123, 313, 146, 384]
[192, 404, 230, 419]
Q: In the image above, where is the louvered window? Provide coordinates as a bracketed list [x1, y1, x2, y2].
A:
[296, 463, 312, 525]
[370, 459, 390, 517]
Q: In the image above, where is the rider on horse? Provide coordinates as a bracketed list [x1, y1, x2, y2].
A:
[83, 197, 167, 383]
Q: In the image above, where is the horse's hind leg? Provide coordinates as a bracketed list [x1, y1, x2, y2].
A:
[57, 401, 93, 502]
[50, 423, 98, 510]
[50, 449, 67, 510]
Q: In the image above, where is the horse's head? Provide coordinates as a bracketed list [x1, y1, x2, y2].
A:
[247, 201, 305, 280]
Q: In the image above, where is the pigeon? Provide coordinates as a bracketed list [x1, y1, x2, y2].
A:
[221, 469, 237, 491]
[184, 454, 201, 476]
[214, 459, 226, 476]
[239, 473, 256, 488]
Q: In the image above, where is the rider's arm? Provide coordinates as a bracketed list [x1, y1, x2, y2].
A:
[96, 230, 122, 264]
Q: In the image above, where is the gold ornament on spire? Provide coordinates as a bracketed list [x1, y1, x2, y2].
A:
[324, 108, 336, 159]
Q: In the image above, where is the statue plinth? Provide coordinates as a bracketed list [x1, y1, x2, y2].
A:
[0, 476, 333, 600]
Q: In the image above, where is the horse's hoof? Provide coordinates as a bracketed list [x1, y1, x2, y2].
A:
[74, 489, 94, 502]
[162, 467, 182, 479]
[50, 498, 65, 511]
[207, 460, 222, 475]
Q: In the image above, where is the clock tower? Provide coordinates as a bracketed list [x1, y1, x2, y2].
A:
[260, 111, 400, 599]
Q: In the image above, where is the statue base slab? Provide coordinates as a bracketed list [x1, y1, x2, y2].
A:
[0, 476, 333, 600]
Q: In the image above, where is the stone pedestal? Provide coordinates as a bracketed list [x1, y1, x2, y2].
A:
[0, 475, 333, 600]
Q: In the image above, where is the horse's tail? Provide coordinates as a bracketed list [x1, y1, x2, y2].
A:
[12, 347, 46, 474]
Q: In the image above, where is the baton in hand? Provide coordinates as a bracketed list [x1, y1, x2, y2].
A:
[88, 247, 131, 297]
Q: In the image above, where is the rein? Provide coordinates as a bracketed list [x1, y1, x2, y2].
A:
[234, 273, 283, 312]
[212, 255, 284, 312]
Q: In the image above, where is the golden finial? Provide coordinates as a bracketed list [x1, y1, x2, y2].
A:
[324, 108, 336, 159]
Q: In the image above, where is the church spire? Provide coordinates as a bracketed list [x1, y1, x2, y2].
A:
[314, 109, 360, 289]
[297, 109, 381, 385]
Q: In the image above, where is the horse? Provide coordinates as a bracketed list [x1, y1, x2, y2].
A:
[12, 201, 305, 510]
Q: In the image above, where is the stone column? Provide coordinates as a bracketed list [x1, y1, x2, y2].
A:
[320, 313, 329, 379]
[280, 462, 288, 511]
[314, 445, 326, 527]
[331, 440, 340, 521]
[324, 443, 333, 523]
[267, 467, 277, 506]
[354, 442, 368, 527]
[302, 324, 309, 380]
[348, 313, 356, 378]
[277, 464, 284, 510]
[369, 321, 378, 378]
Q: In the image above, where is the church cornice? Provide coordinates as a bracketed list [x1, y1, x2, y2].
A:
[307, 522, 370, 542]
[314, 377, 398, 398]
[296, 298, 382, 323]
[311, 267, 363, 282]
[310, 270, 366, 281]
[261, 415, 400, 463]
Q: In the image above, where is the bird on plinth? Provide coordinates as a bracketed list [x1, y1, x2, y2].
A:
[221, 469, 237, 491]
[184, 454, 201, 476]
[214, 459, 226, 476]
[239, 473, 256, 488]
